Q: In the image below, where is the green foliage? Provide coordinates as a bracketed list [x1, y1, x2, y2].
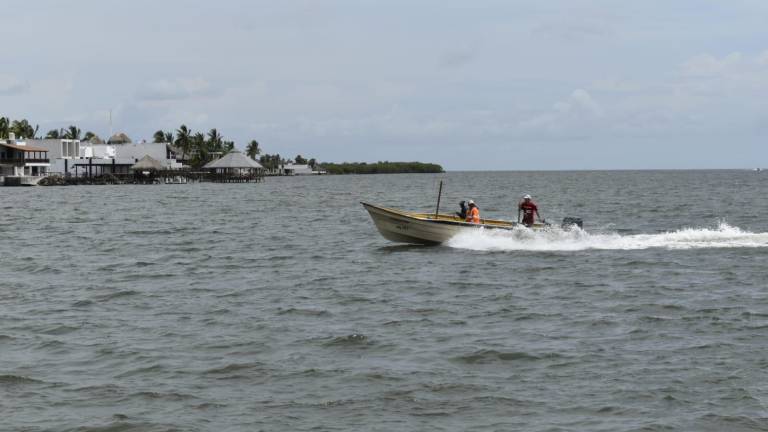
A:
[83, 131, 96, 142]
[0, 117, 38, 139]
[174, 125, 193, 160]
[259, 153, 282, 171]
[63, 125, 81, 140]
[153, 130, 166, 143]
[0, 117, 9, 138]
[319, 161, 444, 175]
[11, 119, 38, 139]
[246, 140, 260, 159]
[295, 154, 307, 165]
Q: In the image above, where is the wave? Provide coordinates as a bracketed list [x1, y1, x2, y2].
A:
[446, 222, 768, 252]
[322, 334, 370, 347]
[0, 374, 44, 385]
[451, 349, 562, 364]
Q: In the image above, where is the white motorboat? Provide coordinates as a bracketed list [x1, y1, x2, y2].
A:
[361, 202, 559, 245]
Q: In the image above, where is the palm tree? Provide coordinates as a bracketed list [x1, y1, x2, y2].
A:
[164, 131, 173, 143]
[10, 119, 36, 139]
[192, 132, 208, 166]
[63, 125, 81, 140]
[174, 125, 192, 161]
[0, 117, 10, 138]
[45, 129, 61, 139]
[153, 130, 165, 143]
[246, 140, 260, 159]
[83, 131, 96, 141]
[207, 128, 223, 153]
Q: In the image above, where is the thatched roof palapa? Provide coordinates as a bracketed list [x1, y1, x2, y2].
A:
[131, 155, 164, 171]
[203, 150, 263, 169]
[108, 132, 132, 144]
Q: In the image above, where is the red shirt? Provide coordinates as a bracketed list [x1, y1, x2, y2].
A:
[519, 201, 538, 224]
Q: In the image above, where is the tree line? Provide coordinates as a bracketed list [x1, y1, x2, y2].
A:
[153, 125, 243, 168]
[0, 116, 95, 141]
[320, 161, 444, 174]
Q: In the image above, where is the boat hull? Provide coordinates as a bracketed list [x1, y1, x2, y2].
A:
[361, 202, 546, 245]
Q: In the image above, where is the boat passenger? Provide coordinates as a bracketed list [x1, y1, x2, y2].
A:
[456, 200, 468, 220]
[518, 194, 542, 227]
[466, 200, 480, 224]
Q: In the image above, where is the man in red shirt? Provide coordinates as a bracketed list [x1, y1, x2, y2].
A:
[518, 194, 542, 227]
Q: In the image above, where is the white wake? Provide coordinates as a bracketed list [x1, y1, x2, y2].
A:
[446, 222, 768, 252]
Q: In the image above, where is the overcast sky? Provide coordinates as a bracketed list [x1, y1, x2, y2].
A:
[2, 0, 767, 169]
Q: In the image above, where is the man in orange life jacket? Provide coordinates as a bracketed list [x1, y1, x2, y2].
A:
[466, 200, 480, 223]
[518, 194, 542, 227]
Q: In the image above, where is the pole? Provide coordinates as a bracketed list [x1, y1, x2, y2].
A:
[434, 180, 443, 219]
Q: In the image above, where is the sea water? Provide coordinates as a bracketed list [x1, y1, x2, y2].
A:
[1, 170, 767, 431]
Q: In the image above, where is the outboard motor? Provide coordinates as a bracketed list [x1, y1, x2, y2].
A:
[561, 217, 583, 230]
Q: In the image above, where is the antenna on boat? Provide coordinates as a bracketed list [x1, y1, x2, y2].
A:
[434, 179, 443, 219]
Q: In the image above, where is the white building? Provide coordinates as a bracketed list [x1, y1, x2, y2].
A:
[283, 163, 326, 175]
[26, 138, 182, 177]
[25, 139, 83, 175]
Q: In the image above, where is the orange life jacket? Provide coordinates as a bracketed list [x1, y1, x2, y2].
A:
[466, 207, 480, 223]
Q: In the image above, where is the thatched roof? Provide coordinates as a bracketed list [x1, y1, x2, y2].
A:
[203, 150, 263, 169]
[131, 155, 164, 171]
[108, 132, 132, 144]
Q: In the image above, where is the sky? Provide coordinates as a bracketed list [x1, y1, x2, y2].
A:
[1, 0, 767, 170]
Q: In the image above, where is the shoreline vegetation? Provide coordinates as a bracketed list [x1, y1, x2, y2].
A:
[320, 161, 444, 174]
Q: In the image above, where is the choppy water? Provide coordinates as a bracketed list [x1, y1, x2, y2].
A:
[2, 170, 768, 431]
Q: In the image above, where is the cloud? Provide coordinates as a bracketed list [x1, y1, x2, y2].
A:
[681, 52, 743, 77]
[515, 89, 605, 140]
[0, 74, 30, 95]
[136, 77, 215, 101]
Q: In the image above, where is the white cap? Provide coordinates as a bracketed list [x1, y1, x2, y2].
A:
[523, 194, 531, 199]
[468, 199, 475, 205]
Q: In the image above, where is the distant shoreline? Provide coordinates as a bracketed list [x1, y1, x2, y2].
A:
[320, 161, 444, 175]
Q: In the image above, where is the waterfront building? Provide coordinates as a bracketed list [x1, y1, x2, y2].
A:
[0, 135, 51, 185]
[25, 138, 84, 175]
[26, 138, 183, 177]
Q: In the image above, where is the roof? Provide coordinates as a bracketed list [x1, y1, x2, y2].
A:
[131, 155, 165, 170]
[0, 142, 49, 152]
[108, 132, 132, 144]
[203, 150, 263, 169]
